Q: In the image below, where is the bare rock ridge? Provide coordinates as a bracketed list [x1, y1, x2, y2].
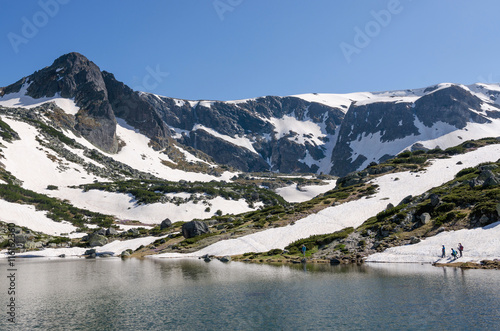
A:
[2, 52, 500, 175]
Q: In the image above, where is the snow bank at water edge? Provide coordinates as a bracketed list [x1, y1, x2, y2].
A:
[366, 221, 500, 264]
[0, 236, 168, 259]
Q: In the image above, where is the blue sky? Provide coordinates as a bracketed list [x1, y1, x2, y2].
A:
[1, 0, 500, 101]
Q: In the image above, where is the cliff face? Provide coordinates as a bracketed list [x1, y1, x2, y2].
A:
[138, 93, 345, 173]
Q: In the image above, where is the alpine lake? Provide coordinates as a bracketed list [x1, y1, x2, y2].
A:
[1, 258, 499, 330]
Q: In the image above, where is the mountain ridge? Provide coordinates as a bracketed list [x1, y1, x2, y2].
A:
[1, 52, 500, 176]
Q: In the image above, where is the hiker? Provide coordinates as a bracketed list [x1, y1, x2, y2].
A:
[441, 245, 446, 258]
[451, 248, 457, 260]
[301, 244, 306, 257]
[458, 243, 464, 258]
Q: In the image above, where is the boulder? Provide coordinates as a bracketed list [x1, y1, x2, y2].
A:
[160, 218, 172, 230]
[106, 227, 118, 236]
[479, 215, 490, 226]
[121, 250, 131, 258]
[409, 237, 421, 244]
[330, 258, 341, 265]
[24, 241, 37, 250]
[398, 195, 413, 206]
[219, 256, 231, 263]
[420, 213, 431, 224]
[429, 194, 440, 207]
[84, 249, 96, 258]
[88, 234, 108, 247]
[182, 220, 210, 239]
[483, 176, 499, 188]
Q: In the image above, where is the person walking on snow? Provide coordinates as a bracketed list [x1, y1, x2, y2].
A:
[458, 243, 464, 258]
[451, 248, 458, 260]
[441, 245, 446, 258]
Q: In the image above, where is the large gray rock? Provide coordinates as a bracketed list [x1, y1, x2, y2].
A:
[429, 194, 440, 207]
[84, 249, 96, 258]
[420, 213, 431, 224]
[410, 236, 421, 244]
[106, 227, 118, 236]
[160, 218, 172, 230]
[219, 256, 231, 263]
[182, 221, 210, 239]
[88, 234, 108, 247]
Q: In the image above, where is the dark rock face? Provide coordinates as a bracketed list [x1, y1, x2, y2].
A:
[179, 129, 269, 172]
[414, 85, 488, 129]
[182, 220, 210, 239]
[25, 53, 118, 153]
[102, 71, 170, 150]
[140, 93, 345, 173]
[2, 52, 171, 153]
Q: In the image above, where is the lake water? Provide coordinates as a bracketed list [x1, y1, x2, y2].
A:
[1, 258, 500, 330]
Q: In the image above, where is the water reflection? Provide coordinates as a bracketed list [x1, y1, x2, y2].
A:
[1, 259, 499, 330]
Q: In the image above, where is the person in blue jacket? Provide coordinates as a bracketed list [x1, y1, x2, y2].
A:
[441, 245, 446, 258]
[301, 244, 306, 257]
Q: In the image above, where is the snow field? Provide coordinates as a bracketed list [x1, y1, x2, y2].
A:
[275, 180, 337, 203]
[46, 187, 258, 223]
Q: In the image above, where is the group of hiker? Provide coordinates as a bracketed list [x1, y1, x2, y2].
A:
[441, 243, 464, 259]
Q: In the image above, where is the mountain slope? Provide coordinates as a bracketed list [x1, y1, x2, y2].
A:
[154, 142, 500, 257]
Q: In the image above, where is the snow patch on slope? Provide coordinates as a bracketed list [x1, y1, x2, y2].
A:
[46, 187, 257, 223]
[0, 199, 81, 238]
[0, 83, 79, 115]
[111, 118, 236, 181]
[0, 116, 105, 191]
[192, 124, 258, 154]
[275, 180, 337, 203]
[268, 115, 325, 146]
